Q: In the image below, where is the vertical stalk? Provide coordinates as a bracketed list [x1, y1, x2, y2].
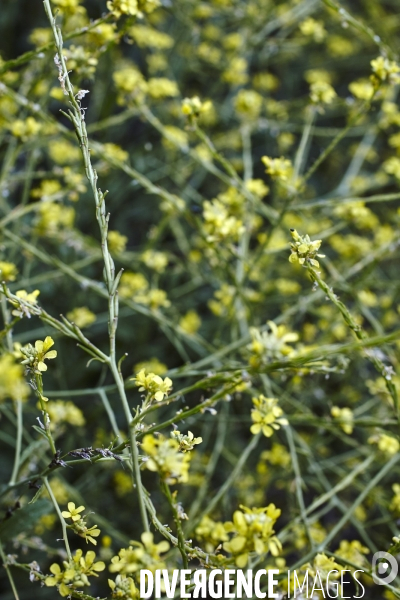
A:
[43, 477, 72, 560]
[43, 0, 149, 532]
[0, 541, 20, 600]
[161, 481, 188, 569]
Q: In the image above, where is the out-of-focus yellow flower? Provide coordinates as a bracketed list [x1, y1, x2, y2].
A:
[0, 261, 18, 282]
[66, 306, 96, 328]
[331, 406, 354, 434]
[179, 310, 201, 334]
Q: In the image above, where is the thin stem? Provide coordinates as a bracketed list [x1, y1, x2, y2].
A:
[9, 400, 23, 486]
[43, 0, 149, 533]
[0, 541, 20, 600]
[43, 477, 72, 560]
[162, 482, 189, 568]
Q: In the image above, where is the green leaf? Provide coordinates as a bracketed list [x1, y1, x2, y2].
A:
[0, 499, 52, 542]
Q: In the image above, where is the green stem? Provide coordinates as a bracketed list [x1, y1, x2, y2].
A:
[161, 482, 189, 568]
[9, 400, 23, 486]
[0, 541, 20, 600]
[43, 477, 72, 560]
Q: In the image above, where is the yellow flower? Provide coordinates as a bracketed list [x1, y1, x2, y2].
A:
[109, 574, 139, 598]
[109, 532, 169, 575]
[66, 306, 96, 328]
[182, 96, 212, 119]
[223, 504, 282, 567]
[108, 230, 128, 254]
[20, 336, 57, 373]
[234, 89, 263, 120]
[261, 156, 293, 182]
[107, 0, 160, 19]
[132, 369, 172, 401]
[179, 310, 201, 335]
[369, 433, 400, 455]
[62, 502, 85, 522]
[170, 430, 202, 452]
[299, 17, 326, 42]
[10, 117, 40, 140]
[0, 261, 18, 282]
[141, 434, 191, 484]
[35, 337, 57, 371]
[309, 81, 336, 105]
[371, 56, 400, 85]
[250, 395, 288, 438]
[331, 406, 354, 435]
[0, 354, 30, 402]
[288, 228, 325, 268]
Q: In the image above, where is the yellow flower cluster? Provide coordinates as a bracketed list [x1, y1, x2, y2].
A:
[20, 336, 57, 374]
[129, 25, 173, 49]
[141, 250, 168, 272]
[108, 230, 128, 254]
[109, 573, 139, 599]
[66, 306, 96, 328]
[107, 0, 160, 18]
[132, 369, 172, 401]
[118, 271, 170, 310]
[35, 202, 75, 237]
[390, 484, 400, 514]
[309, 81, 336, 105]
[261, 155, 293, 182]
[45, 549, 105, 597]
[109, 532, 169, 575]
[141, 433, 191, 484]
[170, 430, 202, 452]
[370, 56, 400, 86]
[179, 310, 201, 334]
[248, 321, 299, 367]
[250, 395, 288, 438]
[223, 504, 282, 567]
[331, 406, 354, 434]
[299, 18, 326, 42]
[10, 117, 40, 140]
[182, 96, 213, 121]
[47, 400, 85, 428]
[289, 228, 325, 268]
[369, 433, 400, 455]
[335, 540, 369, 567]
[0, 261, 18, 281]
[0, 354, 30, 402]
[62, 502, 101, 545]
[203, 198, 244, 242]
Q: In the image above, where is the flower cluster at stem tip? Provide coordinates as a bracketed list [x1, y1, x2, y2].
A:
[288, 228, 325, 268]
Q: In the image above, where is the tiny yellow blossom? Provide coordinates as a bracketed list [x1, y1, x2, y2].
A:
[62, 502, 85, 522]
[309, 81, 336, 105]
[262, 156, 293, 182]
[299, 18, 326, 42]
[0, 261, 18, 282]
[331, 406, 354, 434]
[20, 336, 57, 373]
[179, 310, 201, 334]
[289, 229, 325, 268]
[108, 230, 128, 254]
[131, 369, 172, 401]
[250, 395, 288, 437]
